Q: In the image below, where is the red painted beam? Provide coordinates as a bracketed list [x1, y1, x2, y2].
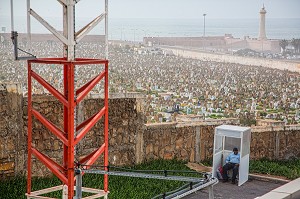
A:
[67, 63, 75, 199]
[76, 75, 97, 96]
[72, 60, 108, 65]
[75, 71, 105, 104]
[32, 148, 68, 184]
[75, 58, 107, 61]
[85, 144, 106, 168]
[76, 111, 98, 132]
[37, 148, 66, 173]
[74, 107, 105, 145]
[28, 58, 107, 65]
[31, 71, 68, 107]
[79, 143, 105, 166]
[32, 109, 68, 146]
[29, 58, 66, 62]
[29, 59, 68, 65]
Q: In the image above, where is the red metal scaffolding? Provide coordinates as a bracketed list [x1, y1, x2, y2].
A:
[26, 57, 109, 199]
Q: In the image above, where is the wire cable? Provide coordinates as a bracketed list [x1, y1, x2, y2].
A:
[11, 36, 36, 58]
[80, 164, 206, 176]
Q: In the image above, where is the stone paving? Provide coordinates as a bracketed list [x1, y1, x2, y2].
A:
[184, 178, 285, 199]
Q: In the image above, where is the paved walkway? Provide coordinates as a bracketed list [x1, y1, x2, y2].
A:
[184, 178, 285, 199]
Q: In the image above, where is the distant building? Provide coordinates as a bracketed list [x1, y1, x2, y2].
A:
[258, 5, 267, 40]
[143, 6, 281, 53]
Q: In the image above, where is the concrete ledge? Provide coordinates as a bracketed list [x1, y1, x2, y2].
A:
[252, 125, 300, 132]
[257, 177, 300, 199]
[145, 118, 239, 128]
[249, 174, 290, 184]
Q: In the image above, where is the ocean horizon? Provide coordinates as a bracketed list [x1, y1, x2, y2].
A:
[0, 16, 299, 41]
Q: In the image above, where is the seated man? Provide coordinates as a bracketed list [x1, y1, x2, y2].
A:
[222, 147, 240, 184]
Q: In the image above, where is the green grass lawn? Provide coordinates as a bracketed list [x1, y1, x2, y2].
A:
[2, 158, 300, 199]
[1, 159, 202, 199]
[249, 158, 300, 180]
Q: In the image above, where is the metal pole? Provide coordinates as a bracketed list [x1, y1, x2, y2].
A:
[104, 61, 109, 192]
[12, 31, 18, 60]
[75, 169, 82, 199]
[105, 0, 108, 59]
[10, 0, 14, 31]
[27, 0, 32, 53]
[10, 0, 18, 59]
[62, 5, 69, 198]
[104, 1, 110, 192]
[67, 0, 75, 61]
[63, 3, 68, 58]
[63, 64, 68, 176]
[203, 14, 206, 37]
[27, 61, 32, 195]
[121, 28, 123, 40]
[208, 185, 214, 199]
[134, 29, 136, 43]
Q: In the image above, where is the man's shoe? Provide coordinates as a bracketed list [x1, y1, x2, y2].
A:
[222, 179, 228, 183]
[231, 180, 236, 184]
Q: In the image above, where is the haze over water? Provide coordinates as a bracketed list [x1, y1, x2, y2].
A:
[0, 16, 299, 41]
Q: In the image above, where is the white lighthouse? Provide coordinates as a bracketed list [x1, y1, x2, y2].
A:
[258, 5, 267, 40]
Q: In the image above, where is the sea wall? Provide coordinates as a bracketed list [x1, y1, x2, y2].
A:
[161, 46, 300, 73]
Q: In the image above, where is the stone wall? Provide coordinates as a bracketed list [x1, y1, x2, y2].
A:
[0, 84, 23, 178]
[24, 97, 145, 176]
[142, 122, 300, 163]
[143, 119, 240, 163]
[1, 84, 300, 178]
[0, 84, 145, 177]
[143, 123, 196, 162]
[144, 37, 226, 48]
[161, 46, 300, 73]
[251, 126, 300, 160]
[77, 98, 145, 166]
[246, 39, 281, 53]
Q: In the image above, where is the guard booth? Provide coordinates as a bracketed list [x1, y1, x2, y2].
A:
[212, 125, 251, 186]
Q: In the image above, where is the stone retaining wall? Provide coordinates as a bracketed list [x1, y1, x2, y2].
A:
[1, 83, 300, 178]
[0, 84, 23, 178]
[0, 84, 146, 177]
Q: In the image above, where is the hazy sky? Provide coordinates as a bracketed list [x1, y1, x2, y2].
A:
[0, 0, 300, 19]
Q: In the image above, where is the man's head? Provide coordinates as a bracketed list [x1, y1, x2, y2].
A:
[233, 147, 238, 155]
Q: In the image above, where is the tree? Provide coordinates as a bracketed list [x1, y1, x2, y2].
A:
[291, 38, 300, 53]
[291, 38, 297, 53]
[296, 39, 300, 53]
[279, 39, 289, 52]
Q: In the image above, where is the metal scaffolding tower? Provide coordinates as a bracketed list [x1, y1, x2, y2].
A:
[9, 0, 109, 198]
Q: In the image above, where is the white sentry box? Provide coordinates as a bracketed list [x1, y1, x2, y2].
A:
[212, 125, 251, 186]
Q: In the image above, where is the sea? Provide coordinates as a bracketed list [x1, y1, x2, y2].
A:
[0, 16, 299, 41]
